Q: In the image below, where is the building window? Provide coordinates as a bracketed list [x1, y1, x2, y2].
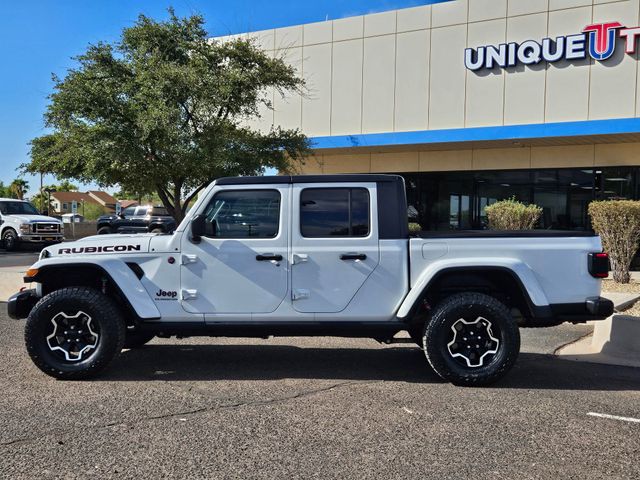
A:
[300, 188, 370, 237]
[62, 203, 68, 210]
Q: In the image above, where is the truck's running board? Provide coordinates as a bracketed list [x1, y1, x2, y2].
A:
[382, 338, 416, 345]
[139, 321, 407, 340]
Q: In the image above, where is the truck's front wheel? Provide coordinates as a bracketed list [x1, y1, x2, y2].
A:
[2, 229, 19, 251]
[24, 287, 126, 380]
[423, 292, 520, 387]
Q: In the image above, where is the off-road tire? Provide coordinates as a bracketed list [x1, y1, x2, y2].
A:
[123, 331, 155, 349]
[97, 226, 111, 235]
[423, 292, 520, 387]
[150, 227, 164, 234]
[2, 228, 19, 251]
[25, 287, 126, 380]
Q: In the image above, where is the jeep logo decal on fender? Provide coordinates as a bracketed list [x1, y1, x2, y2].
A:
[57, 245, 142, 254]
[155, 289, 178, 301]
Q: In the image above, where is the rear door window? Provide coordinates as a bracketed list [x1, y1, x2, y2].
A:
[300, 188, 370, 238]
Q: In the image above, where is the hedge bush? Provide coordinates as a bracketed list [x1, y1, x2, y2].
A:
[589, 200, 640, 284]
[485, 198, 542, 231]
[408, 222, 422, 235]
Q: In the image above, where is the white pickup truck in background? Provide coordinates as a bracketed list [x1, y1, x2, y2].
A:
[0, 198, 64, 251]
[8, 175, 613, 386]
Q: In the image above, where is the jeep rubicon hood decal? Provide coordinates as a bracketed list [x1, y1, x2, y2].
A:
[46, 234, 152, 257]
[57, 244, 143, 255]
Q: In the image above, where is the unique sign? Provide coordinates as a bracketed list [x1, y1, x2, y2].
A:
[465, 21, 640, 71]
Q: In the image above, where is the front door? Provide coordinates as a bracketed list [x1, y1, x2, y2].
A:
[290, 183, 380, 313]
[180, 186, 289, 315]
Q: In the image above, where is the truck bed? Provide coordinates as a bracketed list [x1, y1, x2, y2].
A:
[409, 233, 603, 307]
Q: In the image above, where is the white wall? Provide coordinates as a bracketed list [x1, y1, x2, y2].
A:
[227, 0, 640, 137]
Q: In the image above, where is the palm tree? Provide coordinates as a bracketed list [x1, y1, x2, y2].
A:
[9, 179, 29, 200]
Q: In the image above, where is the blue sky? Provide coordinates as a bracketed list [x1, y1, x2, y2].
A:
[0, 0, 442, 195]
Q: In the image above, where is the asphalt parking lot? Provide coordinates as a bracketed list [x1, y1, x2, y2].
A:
[0, 250, 39, 268]
[0, 308, 638, 480]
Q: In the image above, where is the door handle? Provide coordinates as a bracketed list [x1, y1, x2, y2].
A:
[340, 253, 367, 261]
[256, 254, 283, 262]
[292, 253, 308, 265]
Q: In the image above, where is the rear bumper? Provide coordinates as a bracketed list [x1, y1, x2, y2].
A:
[7, 289, 39, 320]
[551, 296, 614, 323]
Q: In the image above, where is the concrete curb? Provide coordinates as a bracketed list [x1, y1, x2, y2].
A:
[556, 315, 640, 369]
[556, 292, 640, 369]
[602, 292, 640, 312]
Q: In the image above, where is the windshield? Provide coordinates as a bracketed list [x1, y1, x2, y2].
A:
[0, 201, 40, 216]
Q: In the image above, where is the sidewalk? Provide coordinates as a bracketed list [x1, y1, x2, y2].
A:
[0, 265, 31, 302]
[556, 291, 640, 368]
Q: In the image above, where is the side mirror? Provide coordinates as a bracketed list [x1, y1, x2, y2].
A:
[191, 214, 207, 243]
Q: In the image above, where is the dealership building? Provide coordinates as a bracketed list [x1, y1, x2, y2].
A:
[223, 0, 640, 232]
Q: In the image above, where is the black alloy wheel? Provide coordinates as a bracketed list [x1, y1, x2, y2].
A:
[423, 292, 520, 387]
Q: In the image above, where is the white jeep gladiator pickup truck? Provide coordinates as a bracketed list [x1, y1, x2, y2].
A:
[8, 175, 613, 386]
[0, 198, 64, 251]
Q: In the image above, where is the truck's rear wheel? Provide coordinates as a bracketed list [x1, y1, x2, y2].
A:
[423, 292, 520, 387]
[24, 287, 126, 380]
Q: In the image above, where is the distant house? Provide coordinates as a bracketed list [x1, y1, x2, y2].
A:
[88, 191, 117, 212]
[50, 191, 116, 215]
[118, 200, 139, 210]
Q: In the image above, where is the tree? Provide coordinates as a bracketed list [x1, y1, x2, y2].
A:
[26, 10, 310, 222]
[114, 186, 160, 205]
[589, 200, 640, 284]
[82, 202, 106, 221]
[9, 179, 29, 200]
[0, 182, 10, 198]
[31, 182, 74, 213]
[56, 180, 78, 191]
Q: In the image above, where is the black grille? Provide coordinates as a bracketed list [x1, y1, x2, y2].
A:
[34, 223, 60, 234]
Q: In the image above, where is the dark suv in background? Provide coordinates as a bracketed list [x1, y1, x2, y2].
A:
[97, 205, 177, 235]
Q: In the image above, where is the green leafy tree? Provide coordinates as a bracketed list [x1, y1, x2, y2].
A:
[114, 186, 161, 205]
[30, 192, 53, 213]
[0, 182, 10, 198]
[9, 179, 29, 200]
[81, 202, 106, 221]
[56, 180, 78, 191]
[26, 10, 310, 222]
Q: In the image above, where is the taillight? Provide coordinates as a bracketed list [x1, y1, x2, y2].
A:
[588, 252, 609, 278]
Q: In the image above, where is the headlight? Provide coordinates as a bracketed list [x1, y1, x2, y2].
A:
[60, 223, 65, 232]
[20, 224, 30, 234]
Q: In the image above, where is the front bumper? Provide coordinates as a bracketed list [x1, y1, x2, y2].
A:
[7, 289, 39, 320]
[18, 234, 64, 243]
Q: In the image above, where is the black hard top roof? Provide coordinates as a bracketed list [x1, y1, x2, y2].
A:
[215, 174, 404, 186]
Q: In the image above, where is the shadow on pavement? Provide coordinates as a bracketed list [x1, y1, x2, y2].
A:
[102, 344, 640, 390]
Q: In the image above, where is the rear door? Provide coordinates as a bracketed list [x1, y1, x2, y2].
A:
[290, 183, 380, 313]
